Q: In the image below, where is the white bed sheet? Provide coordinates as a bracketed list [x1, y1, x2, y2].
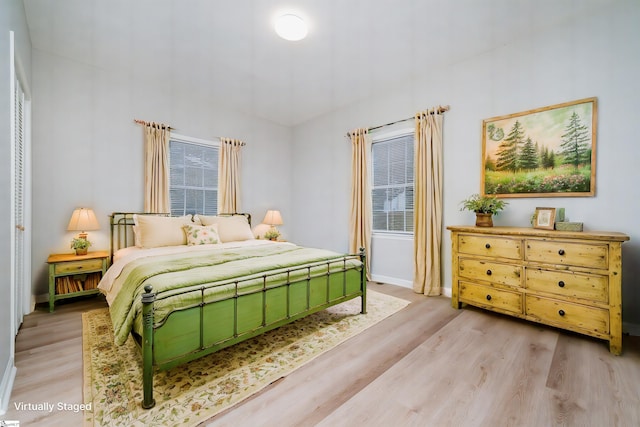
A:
[99, 240, 293, 305]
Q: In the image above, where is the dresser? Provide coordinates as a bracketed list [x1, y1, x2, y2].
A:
[448, 226, 629, 355]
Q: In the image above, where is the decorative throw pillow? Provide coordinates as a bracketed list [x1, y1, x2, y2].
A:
[183, 224, 220, 246]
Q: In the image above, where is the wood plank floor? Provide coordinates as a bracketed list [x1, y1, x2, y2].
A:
[4, 284, 640, 426]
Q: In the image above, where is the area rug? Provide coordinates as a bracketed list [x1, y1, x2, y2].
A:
[82, 290, 409, 426]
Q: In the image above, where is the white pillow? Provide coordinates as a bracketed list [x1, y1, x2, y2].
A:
[132, 225, 141, 247]
[197, 215, 254, 243]
[183, 224, 221, 245]
[132, 215, 193, 248]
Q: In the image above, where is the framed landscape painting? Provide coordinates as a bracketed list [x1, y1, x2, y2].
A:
[481, 97, 597, 198]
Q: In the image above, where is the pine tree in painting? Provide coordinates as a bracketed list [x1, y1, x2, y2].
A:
[496, 120, 525, 172]
[560, 112, 591, 169]
[519, 137, 539, 170]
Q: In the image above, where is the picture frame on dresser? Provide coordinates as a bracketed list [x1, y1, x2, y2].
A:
[533, 207, 556, 230]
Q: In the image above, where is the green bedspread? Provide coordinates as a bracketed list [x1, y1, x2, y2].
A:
[108, 243, 362, 345]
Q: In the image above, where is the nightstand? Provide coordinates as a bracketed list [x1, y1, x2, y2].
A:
[47, 251, 110, 312]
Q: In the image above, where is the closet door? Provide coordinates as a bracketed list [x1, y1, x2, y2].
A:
[12, 65, 30, 335]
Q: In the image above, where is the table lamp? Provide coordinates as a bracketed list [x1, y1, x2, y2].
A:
[263, 210, 283, 240]
[67, 208, 99, 254]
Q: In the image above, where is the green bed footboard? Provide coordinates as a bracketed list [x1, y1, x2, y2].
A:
[139, 249, 366, 409]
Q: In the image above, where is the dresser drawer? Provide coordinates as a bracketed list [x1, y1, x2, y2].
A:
[525, 239, 608, 269]
[54, 258, 104, 275]
[459, 281, 522, 315]
[459, 258, 522, 288]
[458, 235, 522, 260]
[525, 269, 608, 303]
[525, 295, 609, 335]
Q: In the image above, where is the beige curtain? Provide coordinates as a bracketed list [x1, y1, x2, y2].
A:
[349, 128, 372, 279]
[143, 122, 170, 213]
[413, 108, 445, 296]
[218, 138, 244, 213]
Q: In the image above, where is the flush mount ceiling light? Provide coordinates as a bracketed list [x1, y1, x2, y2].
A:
[275, 14, 308, 41]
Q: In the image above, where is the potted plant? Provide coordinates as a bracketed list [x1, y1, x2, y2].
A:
[71, 237, 91, 255]
[263, 228, 281, 241]
[459, 193, 508, 227]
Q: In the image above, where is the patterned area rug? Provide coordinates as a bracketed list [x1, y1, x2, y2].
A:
[82, 290, 409, 426]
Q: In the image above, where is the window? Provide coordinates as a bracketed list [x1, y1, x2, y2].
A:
[371, 131, 414, 233]
[169, 135, 219, 216]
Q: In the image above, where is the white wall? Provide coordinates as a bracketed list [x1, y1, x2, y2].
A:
[30, 50, 293, 297]
[370, 234, 413, 288]
[0, 0, 31, 414]
[23, 0, 640, 327]
[291, 2, 640, 330]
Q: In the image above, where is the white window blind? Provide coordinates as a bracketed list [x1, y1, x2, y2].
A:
[371, 132, 414, 233]
[169, 138, 219, 216]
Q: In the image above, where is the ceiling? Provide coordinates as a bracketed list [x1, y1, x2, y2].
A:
[22, 0, 613, 127]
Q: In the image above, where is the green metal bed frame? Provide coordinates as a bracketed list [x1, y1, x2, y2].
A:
[109, 212, 367, 409]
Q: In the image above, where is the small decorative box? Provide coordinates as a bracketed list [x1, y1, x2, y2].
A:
[555, 221, 583, 232]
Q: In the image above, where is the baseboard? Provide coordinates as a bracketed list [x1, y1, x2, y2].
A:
[370, 274, 412, 289]
[35, 293, 48, 305]
[0, 357, 17, 415]
[370, 275, 454, 299]
[624, 321, 640, 337]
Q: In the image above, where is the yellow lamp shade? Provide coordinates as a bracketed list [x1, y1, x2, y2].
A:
[263, 210, 283, 226]
[67, 208, 100, 237]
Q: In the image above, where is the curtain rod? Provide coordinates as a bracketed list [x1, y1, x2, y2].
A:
[134, 119, 247, 146]
[346, 105, 450, 137]
[134, 119, 174, 130]
[369, 117, 413, 132]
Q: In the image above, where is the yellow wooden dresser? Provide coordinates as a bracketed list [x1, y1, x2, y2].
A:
[448, 226, 629, 354]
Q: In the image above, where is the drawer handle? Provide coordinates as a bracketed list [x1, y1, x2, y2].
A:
[485, 243, 491, 249]
[486, 269, 492, 276]
[558, 309, 565, 316]
[558, 281, 565, 288]
[558, 249, 565, 256]
[486, 295, 492, 301]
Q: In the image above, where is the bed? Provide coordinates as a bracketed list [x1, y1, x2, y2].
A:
[99, 212, 367, 409]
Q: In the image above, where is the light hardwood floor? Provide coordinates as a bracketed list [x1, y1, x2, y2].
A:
[5, 283, 640, 426]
